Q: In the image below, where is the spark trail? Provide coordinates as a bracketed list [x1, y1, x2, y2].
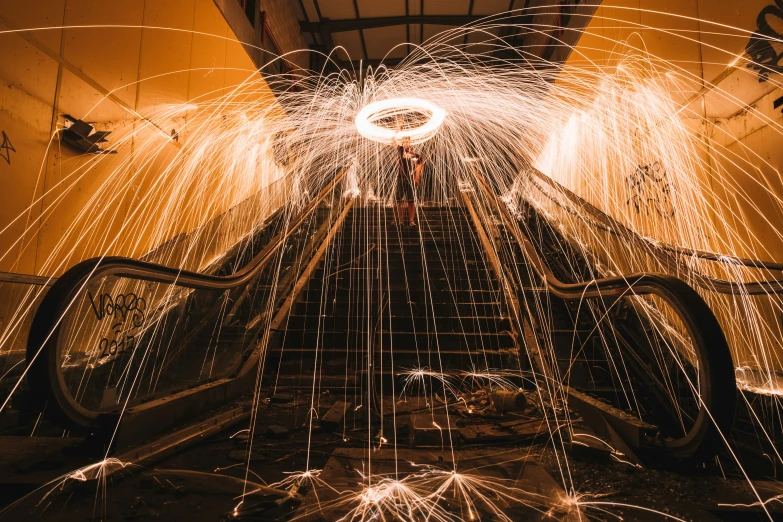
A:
[1, 5, 783, 521]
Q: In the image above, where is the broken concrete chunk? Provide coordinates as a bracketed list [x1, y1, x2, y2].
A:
[270, 393, 294, 404]
[408, 413, 458, 447]
[499, 418, 542, 438]
[266, 425, 289, 438]
[320, 401, 352, 428]
[567, 387, 657, 449]
[569, 428, 611, 461]
[459, 424, 514, 444]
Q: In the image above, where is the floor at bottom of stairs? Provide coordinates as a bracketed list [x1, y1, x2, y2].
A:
[2, 389, 780, 522]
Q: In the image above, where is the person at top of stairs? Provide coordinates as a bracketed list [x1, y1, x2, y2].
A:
[394, 135, 425, 227]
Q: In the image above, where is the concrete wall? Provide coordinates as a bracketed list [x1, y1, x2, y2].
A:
[543, 0, 783, 371]
[0, 0, 281, 277]
[0, 0, 298, 355]
[556, 0, 783, 260]
[259, 0, 309, 69]
[214, 0, 309, 71]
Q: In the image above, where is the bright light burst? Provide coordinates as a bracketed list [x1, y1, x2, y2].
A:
[354, 97, 447, 145]
[3, 5, 783, 521]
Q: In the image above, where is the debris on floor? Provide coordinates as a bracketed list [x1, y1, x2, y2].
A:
[408, 413, 459, 447]
[490, 389, 527, 412]
[319, 400, 352, 429]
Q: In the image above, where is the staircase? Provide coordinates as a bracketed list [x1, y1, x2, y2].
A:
[266, 206, 521, 392]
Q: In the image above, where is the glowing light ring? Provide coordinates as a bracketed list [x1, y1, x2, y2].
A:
[355, 97, 446, 145]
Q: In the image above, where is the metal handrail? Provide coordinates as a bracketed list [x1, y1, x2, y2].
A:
[0, 272, 56, 286]
[526, 168, 783, 294]
[27, 169, 346, 428]
[471, 169, 736, 462]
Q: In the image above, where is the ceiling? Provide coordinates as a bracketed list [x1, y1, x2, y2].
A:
[291, 0, 596, 69]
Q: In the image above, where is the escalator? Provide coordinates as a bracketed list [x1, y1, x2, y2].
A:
[516, 167, 783, 474]
[21, 164, 738, 469]
[459, 170, 736, 463]
[24, 172, 348, 447]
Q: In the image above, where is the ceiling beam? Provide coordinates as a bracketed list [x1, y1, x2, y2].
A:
[347, 57, 407, 69]
[300, 15, 487, 34]
[351, 0, 368, 60]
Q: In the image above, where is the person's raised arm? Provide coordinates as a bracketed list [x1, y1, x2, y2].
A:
[414, 157, 424, 184]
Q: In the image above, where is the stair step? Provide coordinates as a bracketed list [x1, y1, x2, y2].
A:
[297, 287, 503, 303]
[271, 330, 517, 350]
[293, 300, 505, 317]
[283, 315, 512, 332]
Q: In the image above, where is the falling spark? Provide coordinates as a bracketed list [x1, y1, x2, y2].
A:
[3, 7, 783, 521]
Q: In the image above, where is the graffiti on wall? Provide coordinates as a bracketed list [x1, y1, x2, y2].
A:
[87, 291, 147, 360]
[626, 161, 675, 218]
[746, 0, 783, 82]
[0, 131, 15, 164]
